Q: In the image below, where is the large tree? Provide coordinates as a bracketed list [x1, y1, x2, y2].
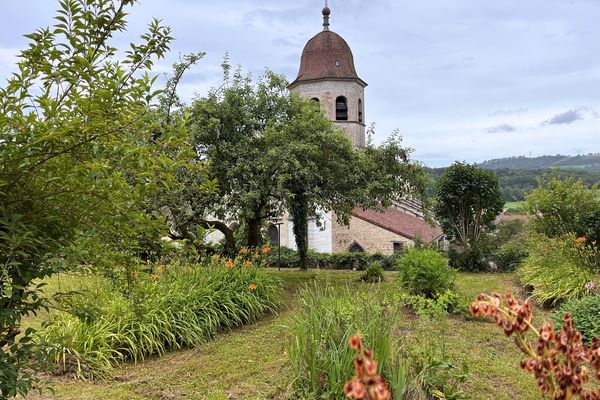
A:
[434, 162, 504, 251]
[187, 66, 292, 249]
[0, 1, 186, 396]
[265, 113, 426, 269]
[185, 66, 425, 268]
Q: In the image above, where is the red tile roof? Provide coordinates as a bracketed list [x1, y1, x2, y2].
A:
[495, 214, 529, 224]
[352, 206, 444, 243]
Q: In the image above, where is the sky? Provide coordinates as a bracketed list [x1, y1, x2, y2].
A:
[0, 0, 599, 167]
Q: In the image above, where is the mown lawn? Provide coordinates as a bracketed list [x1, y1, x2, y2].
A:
[28, 270, 547, 399]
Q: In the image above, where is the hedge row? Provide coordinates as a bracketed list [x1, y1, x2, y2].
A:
[265, 247, 402, 270]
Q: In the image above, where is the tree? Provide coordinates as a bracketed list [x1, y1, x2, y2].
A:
[265, 108, 426, 270]
[434, 162, 504, 252]
[187, 66, 293, 250]
[0, 1, 183, 396]
[187, 65, 425, 269]
[526, 177, 599, 238]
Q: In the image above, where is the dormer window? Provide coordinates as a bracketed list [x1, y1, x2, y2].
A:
[335, 60, 341, 68]
[335, 96, 348, 120]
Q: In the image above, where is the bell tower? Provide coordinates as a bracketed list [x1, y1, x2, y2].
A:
[288, 5, 367, 147]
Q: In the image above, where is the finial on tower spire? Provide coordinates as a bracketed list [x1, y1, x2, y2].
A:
[322, 0, 331, 31]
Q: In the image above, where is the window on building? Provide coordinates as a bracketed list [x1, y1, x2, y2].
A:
[358, 99, 363, 123]
[311, 97, 320, 103]
[336, 96, 348, 121]
[393, 242, 404, 254]
[268, 225, 280, 246]
[348, 242, 364, 253]
[335, 60, 341, 68]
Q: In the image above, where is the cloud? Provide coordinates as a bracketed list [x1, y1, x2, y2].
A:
[488, 107, 528, 117]
[542, 109, 583, 126]
[486, 123, 516, 133]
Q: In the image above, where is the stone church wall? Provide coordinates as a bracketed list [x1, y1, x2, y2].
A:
[290, 80, 365, 148]
[332, 215, 413, 255]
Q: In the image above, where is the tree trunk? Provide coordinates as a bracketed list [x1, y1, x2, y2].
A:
[247, 218, 262, 248]
[199, 220, 237, 257]
[291, 192, 309, 271]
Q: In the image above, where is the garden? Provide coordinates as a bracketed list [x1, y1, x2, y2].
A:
[2, 2, 600, 399]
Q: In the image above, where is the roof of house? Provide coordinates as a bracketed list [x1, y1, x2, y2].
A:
[495, 214, 529, 224]
[352, 206, 444, 243]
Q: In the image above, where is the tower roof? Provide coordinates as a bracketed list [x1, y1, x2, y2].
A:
[288, 7, 366, 89]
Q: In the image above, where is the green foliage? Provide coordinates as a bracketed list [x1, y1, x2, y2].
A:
[286, 284, 401, 399]
[0, 1, 186, 396]
[395, 290, 466, 320]
[484, 219, 530, 273]
[264, 247, 401, 270]
[286, 284, 466, 399]
[42, 262, 282, 379]
[494, 240, 529, 272]
[398, 248, 455, 298]
[362, 261, 384, 282]
[553, 296, 600, 344]
[519, 234, 595, 306]
[448, 237, 493, 272]
[434, 162, 504, 251]
[526, 177, 599, 238]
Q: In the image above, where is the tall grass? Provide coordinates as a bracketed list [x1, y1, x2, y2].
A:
[286, 284, 407, 399]
[519, 234, 595, 306]
[42, 263, 282, 378]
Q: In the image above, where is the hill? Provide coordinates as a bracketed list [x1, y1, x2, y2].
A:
[478, 154, 600, 171]
[426, 154, 600, 201]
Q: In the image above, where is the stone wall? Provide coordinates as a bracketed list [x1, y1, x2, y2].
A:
[332, 215, 413, 255]
[290, 79, 366, 148]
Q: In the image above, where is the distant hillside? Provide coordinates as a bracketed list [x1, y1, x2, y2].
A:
[478, 154, 600, 171]
[426, 154, 600, 201]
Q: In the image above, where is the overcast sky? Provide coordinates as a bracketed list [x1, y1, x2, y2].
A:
[1, 0, 599, 167]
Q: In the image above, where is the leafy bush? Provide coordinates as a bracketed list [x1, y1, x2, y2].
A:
[519, 234, 595, 306]
[495, 240, 529, 271]
[265, 247, 400, 270]
[395, 290, 467, 320]
[362, 261, 384, 282]
[552, 296, 600, 344]
[398, 248, 455, 298]
[448, 237, 493, 272]
[42, 261, 282, 378]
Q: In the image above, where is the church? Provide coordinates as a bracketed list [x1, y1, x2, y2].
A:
[267, 5, 443, 255]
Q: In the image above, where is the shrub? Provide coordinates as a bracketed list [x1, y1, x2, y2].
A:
[495, 240, 529, 272]
[362, 261, 384, 282]
[552, 295, 600, 344]
[42, 261, 282, 378]
[265, 247, 400, 270]
[397, 248, 455, 298]
[519, 234, 595, 306]
[448, 237, 493, 272]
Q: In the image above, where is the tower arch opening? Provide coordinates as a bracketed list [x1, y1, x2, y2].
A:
[358, 98, 363, 123]
[336, 96, 348, 121]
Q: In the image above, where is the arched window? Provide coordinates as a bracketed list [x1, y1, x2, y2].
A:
[311, 97, 320, 103]
[358, 99, 363, 123]
[268, 225, 280, 246]
[348, 242, 364, 253]
[336, 96, 348, 121]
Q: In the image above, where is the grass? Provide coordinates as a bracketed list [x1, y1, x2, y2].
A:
[27, 270, 551, 399]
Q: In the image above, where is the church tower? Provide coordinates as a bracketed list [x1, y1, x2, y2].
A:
[288, 5, 367, 148]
